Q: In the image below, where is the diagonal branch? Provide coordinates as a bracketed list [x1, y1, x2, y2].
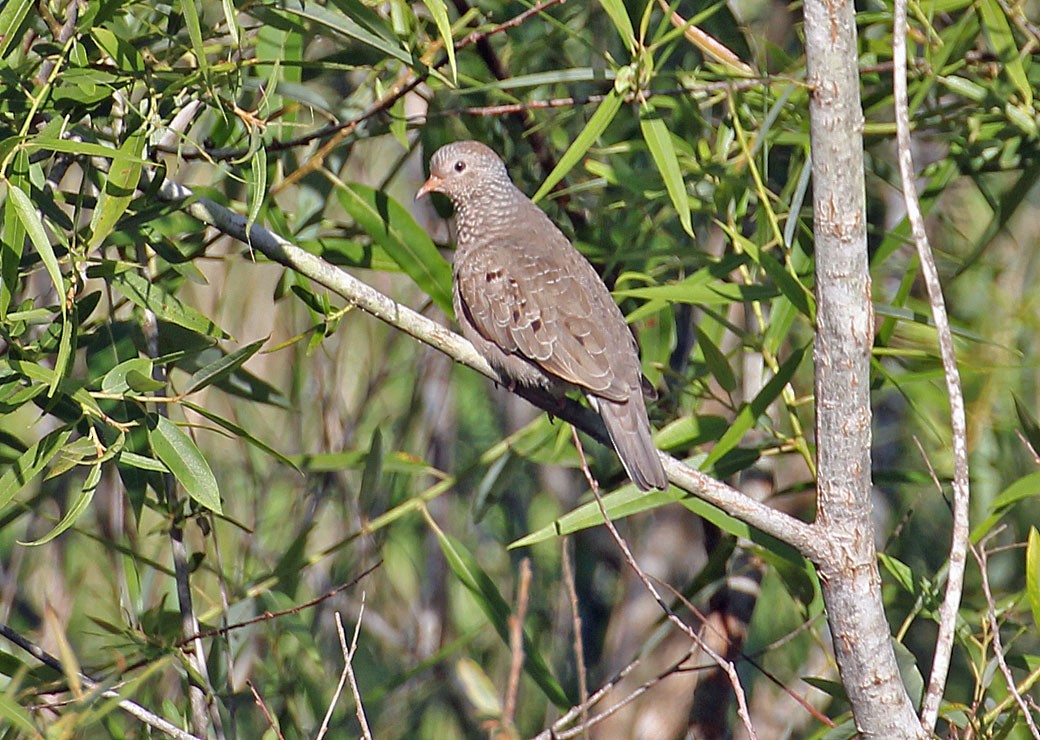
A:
[892, 0, 972, 731]
[148, 173, 819, 558]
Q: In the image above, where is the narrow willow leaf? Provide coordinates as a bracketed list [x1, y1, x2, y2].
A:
[426, 515, 569, 707]
[334, 181, 452, 312]
[180, 0, 211, 81]
[20, 463, 102, 546]
[0, 428, 73, 512]
[532, 89, 623, 203]
[274, 0, 411, 65]
[701, 345, 807, 470]
[1015, 395, 1040, 458]
[183, 401, 299, 471]
[246, 145, 267, 240]
[598, 0, 635, 50]
[148, 415, 222, 513]
[977, 0, 1032, 106]
[694, 326, 735, 392]
[639, 113, 693, 237]
[8, 183, 65, 318]
[183, 338, 266, 396]
[89, 126, 147, 250]
[0, 0, 34, 58]
[109, 270, 229, 338]
[1, 148, 29, 318]
[1027, 527, 1040, 630]
[511, 485, 687, 548]
[422, 0, 456, 83]
[0, 692, 37, 735]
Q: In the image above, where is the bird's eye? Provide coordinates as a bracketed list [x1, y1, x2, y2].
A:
[453, 161, 466, 173]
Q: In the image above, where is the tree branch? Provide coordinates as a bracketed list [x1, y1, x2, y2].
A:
[148, 174, 818, 558]
[803, 0, 927, 733]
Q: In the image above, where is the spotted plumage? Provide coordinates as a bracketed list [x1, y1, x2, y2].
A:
[418, 141, 667, 491]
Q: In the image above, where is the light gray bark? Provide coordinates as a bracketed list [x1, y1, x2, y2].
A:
[803, 0, 929, 735]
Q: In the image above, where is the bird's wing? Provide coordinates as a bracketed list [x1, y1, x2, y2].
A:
[456, 238, 635, 402]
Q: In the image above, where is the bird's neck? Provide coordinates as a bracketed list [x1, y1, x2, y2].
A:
[453, 182, 527, 248]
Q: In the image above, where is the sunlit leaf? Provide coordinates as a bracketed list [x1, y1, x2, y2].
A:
[148, 414, 222, 513]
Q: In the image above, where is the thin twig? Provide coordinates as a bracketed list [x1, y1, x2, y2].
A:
[569, 427, 758, 740]
[973, 537, 1040, 737]
[175, 561, 380, 647]
[503, 559, 532, 729]
[247, 681, 285, 740]
[893, 0, 971, 730]
[317, 613, 352, 740]
[342, 597, 373, 739]
[560, 538, 589, 738]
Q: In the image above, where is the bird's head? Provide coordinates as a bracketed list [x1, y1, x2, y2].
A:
[416, 140, 510, 203]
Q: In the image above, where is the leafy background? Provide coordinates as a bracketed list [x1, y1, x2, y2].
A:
[1, 0, 1040, 736]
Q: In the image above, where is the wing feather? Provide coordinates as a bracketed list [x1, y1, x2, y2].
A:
[455, 237, 637, 402]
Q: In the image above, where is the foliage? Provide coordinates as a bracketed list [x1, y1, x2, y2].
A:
[0, 0, 1039, 736]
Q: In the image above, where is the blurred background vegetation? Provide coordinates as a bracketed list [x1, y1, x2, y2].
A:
[1, 0, 1040, 736]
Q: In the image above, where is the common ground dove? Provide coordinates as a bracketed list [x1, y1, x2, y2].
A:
[417, 141, 667, 491]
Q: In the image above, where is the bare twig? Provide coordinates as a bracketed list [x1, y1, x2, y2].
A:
[560, 538, 589, 738]
[247, 681, 285, 740]
[175, 561, 380, 647]
[318, 601, 373, 739]
[892, 0, 971, 730]
[343, 598, 373, 739]
[973, 538, 1040, 737]
[0, 623, 203, 740]
[569, 427, 758, 740]
[503, 559, 532, 729]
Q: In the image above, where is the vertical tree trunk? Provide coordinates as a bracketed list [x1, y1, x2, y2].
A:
[802, 0, 928, 736]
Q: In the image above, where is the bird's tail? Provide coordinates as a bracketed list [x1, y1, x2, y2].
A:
[596, 396, 667, 491]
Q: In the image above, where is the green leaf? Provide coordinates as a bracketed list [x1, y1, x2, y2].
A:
[511, 485, 688, 548]
[422, 0, 456, 83]
[1013, 395, 1040, 459]
[598, 0, 635, 51]
[273, 0, 412, 65]
[694, 326, 735, 392]
[334, 181, 452, 313]
[990, 471, 1040, 511]
[977, 0, 1032, 107]
[183, 401, 299, 471]
[180, 0, 211, 82]
[532, 89, 624, 203]
[89, 126, 147, 249]
[183, 338, 266, 396]
[0, 0, 33, 58]
[101, 358, 155, 395]
[701, 345, 807, 471]
[106, 268, 229, 339]
[0, 692, 38, 736]
[246, 145, 267, 240]
[1027, 527, 1040, 631]
[0, 427, 73, 513]
[639, 113, 693, 237]
[426, 514, 569, 707]
[20, 462, 102, 546]
[8, 182, 65, 319]
[148, 414, 222, 513]
[879, 553, 917, 595]
[1, 148, 29, 318]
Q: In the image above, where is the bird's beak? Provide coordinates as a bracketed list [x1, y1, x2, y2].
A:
[416, 175, 443, 201]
